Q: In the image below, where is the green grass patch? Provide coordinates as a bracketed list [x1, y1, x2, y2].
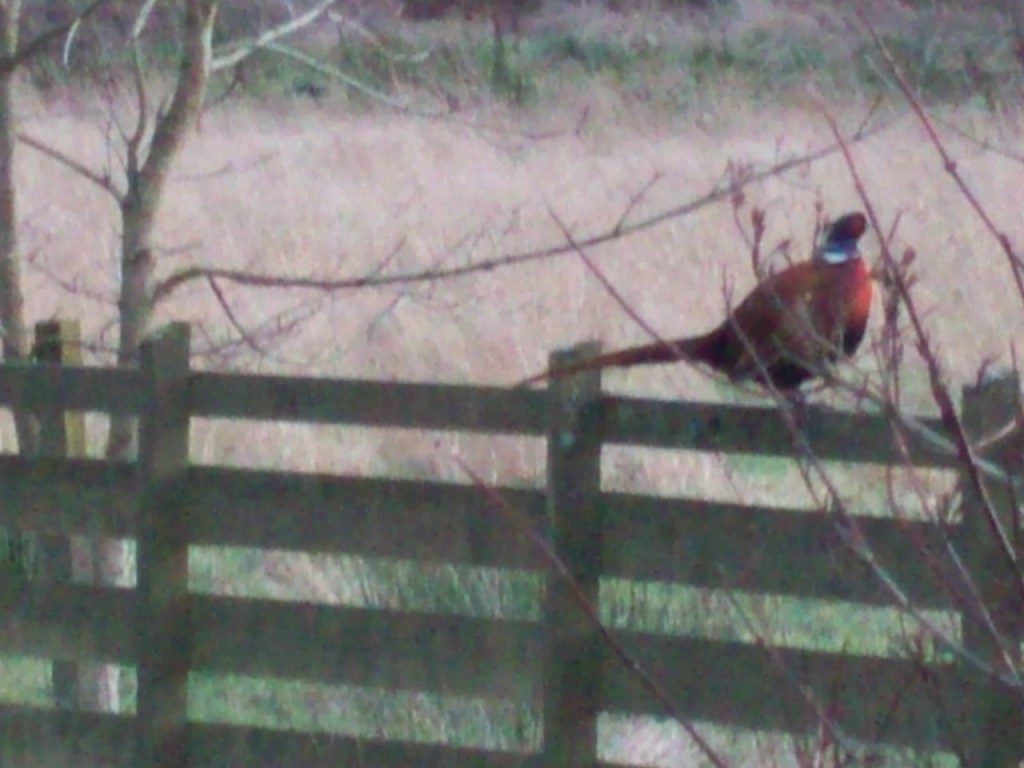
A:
[292, 21, 1024, 110]
[601, 578, 959, 658]
[0, 656, 51, 707]
[25, 14, 1024, 112]
[191, 674, 537, 751]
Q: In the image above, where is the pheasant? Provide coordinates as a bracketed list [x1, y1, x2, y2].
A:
[522, 212, 872, 392]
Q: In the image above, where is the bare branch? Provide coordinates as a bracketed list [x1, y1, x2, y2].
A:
[138, 0, 216, 201]
[536, 206, 727, 389]
[205, 274, 268, 357]
[554, 138, 1023, 683]
[724, 291, 1021, 685]
[3, 0, 111, 74]
[16, 132, 121, 197]
[832, 511, 1016, 685]
[153, 115, 894, 302]
[612, 171, 662, 236]
[197, 297, 326, 366]
[818, 102, 1024, 674]
[125, 0, 158, 167]
[327, 10, 432, 64]
[131, 0, 160, 39]
[174, 150, 277, 182]
[934, 114, 1024, 167]
[846, 20, 1024, 597]
[127, 43, 150, 170]
[211, 0, 338, 72]
[24, 249, 114, 306]
[255, 41, 411, 111]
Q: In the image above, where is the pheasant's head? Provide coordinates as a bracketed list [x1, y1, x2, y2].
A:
[819, 212, 868, 264]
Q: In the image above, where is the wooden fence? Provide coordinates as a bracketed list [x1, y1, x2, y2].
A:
[0, 320, 1020, 767]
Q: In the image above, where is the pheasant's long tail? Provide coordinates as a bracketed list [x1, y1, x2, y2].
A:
[518, 335, 714, 387]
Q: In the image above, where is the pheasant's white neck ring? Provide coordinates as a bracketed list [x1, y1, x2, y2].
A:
[820, 239, 859, 264]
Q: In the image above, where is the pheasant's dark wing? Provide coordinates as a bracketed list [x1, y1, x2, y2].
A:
[713, 262, 833, 383]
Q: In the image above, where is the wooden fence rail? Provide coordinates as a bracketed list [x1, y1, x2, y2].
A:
[0, 320, 1019, 767]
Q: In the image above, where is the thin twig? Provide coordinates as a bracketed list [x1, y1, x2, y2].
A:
[205, 275, 266, 356]
[18, 132, 120, 197]
[3, 0, 112, 74]
[934, 113, 1024, 167]
[212, 0, 339, 72]
[612, 171, 663, 236]
[719, 588, 872, 761]
[821, 107, 1024, 601]
[543, 207, 731, 393]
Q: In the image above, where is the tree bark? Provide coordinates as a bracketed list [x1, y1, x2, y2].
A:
[0, 0, 36, 454]
[109, 0, 215, 458]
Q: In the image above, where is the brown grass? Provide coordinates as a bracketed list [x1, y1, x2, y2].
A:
[12, 87, 1020, 498]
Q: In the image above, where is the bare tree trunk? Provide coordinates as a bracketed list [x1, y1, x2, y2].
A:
[108, 0, 214, 453]
[0, 1, 39, 597]
[0, 0, 112, 712]
[0, 0, 36, 454]
[0, 0, 126, 713]
[92, 0, 217, 713]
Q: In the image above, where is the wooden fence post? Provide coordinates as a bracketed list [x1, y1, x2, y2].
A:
[137, 323, 192, 768]
[960, 372, 1023, 768]
[542, 342, 604, 768]
[32, 319, 87, 710]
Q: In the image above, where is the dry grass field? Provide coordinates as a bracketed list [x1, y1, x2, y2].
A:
[4, 2, 1024, 764]
[15, 86, 1022, 493]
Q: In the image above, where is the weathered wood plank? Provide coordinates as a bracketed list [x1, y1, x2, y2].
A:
[32, 320, 88, 460]
[31, 319, 89, 709]
[0, 360, 954, 465]
[0, 582, 135, 663]
[0, 583, 539, 701]
[0, 703, 957, 768]
[0, 456, 135, 536]
[600, 396, 954, 466]
[186, 466, 954, 610]
[0, 365, 142, 415]
[136, 324, 192, 768]
[190, 722, 535, 768]
[0, 706, 547, 768]
[604, 493, 958, 610]
[188, 371, 953, 467]
[0, 451, 964, 611]
[0, 593, 979, 755]
[542, 343, 604, 768]
[603, 630, 974, 752]
[958, 374, 1024, 767]
[0, 705, 136, 767]
[0, 633, 973, 763]
[187, 467, 547, 568]
[190, 596, 540, 702]
[188, 372, 549, 434]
